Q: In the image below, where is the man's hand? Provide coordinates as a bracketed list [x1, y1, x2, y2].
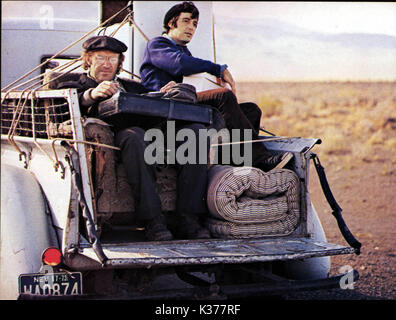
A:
[222, 68, 236, 95]
[91, 81, 119, 100]
[160, 81, 177, 93]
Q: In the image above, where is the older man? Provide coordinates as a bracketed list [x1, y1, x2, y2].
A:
[56, 36, 210, 241]
[140, 1, 293, 171]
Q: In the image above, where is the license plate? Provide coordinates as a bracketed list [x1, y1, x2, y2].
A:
[19, 272, 82, 296]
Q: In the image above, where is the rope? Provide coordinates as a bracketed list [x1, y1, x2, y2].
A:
[129, 16, 149, 42]
[51, 138, 121, 151]
[121, 68, 141, 80]
[259, 127, 276, 136]
[49, 137, 120, 175]
[2, 3, 133, 169]
[1, 7, 146, 93]
[212, 14, 217, 64]
[6, 88, 32, 156]
[0, 58, 81, 108]
[30, 91, 61, 168]
[5, 58, 82, 93]
[38, 62, 83, 90]
[1, 3, 132, 92]
[7, 88, 32, 139]
[109, 11, 132, 37]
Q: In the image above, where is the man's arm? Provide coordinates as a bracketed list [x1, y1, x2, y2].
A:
[81, 79, 176, 106]
[221, 68, 236, 95]
[79, 81, 118, 107]
[147, 37, 222, 78]
[55, 78, 93, 114]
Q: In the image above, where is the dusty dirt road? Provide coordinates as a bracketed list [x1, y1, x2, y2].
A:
[237, 81, 396, 300]
[282, 159, 396, 300]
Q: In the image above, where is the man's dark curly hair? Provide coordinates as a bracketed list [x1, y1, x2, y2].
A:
[163, 1, 199, 34]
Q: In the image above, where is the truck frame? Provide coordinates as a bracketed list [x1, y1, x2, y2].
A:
[1, 1, 360, 300]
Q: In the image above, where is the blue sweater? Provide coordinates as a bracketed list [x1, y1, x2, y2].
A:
[140, 36, 224, 91]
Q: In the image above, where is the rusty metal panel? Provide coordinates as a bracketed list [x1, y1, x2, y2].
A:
[263, 137, 321, 154]
[74, 237, 354, 270]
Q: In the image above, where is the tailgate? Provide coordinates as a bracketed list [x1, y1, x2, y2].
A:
[74, 237, 354, 269]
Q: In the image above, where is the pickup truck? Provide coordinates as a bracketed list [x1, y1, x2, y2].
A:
[0, 1, 360, 300]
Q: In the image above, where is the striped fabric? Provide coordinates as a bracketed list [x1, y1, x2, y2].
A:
[206, 165, 300, 238]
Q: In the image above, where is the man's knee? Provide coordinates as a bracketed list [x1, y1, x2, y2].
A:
[240, 102, 262, 118]
[198, 88, 237, 104]
[239, 102, 262, 131]
[218, 89, 237, 105]
[115, 126, 146, 149]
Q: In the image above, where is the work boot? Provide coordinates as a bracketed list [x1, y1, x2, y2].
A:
[254, 151, 294, 172]
[144, 215, 174, 241]
[176, 214, 211, 240]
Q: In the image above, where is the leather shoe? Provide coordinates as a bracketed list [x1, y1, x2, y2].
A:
[176, 215, 211, 239]
[144, 215, 174, 241]
[254, 151, 293, 172]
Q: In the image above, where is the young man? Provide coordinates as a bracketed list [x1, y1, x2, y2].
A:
[140, 1, 292, 171]
[56, 35, 210, 241]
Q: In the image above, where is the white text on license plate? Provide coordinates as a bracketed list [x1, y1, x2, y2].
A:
[19, 272, 82, 295]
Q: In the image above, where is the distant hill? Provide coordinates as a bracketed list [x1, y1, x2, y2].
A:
[213, 16, 396, 81]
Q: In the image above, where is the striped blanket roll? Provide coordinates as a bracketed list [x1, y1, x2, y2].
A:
[206, 165, 300, 238]
[206, 213, 300, 238]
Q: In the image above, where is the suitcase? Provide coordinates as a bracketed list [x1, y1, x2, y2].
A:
[97, 91, 213, 129]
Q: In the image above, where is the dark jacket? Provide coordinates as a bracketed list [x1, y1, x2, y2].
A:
[55, 73, 148, 116]
[140, 36, 222, 91]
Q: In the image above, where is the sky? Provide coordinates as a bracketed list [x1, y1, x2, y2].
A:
[212, 2, 396, 37]
[211, 2, 396, 81]
[2, 1, 396, 82]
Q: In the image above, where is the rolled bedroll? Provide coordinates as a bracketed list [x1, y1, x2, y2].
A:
[206, 165, 301, 238]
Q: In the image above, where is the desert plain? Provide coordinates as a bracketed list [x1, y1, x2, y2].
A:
[237, 81, 396, 300]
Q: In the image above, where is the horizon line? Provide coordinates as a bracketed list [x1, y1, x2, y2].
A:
[235, 78, 396, 83]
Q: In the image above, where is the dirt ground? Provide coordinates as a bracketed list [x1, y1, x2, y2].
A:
[237, 81, 396, 300]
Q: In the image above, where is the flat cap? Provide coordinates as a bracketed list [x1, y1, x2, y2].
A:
[82, 36, 128, 53]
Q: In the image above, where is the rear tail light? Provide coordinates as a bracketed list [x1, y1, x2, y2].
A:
[42, 247, 62, 266]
